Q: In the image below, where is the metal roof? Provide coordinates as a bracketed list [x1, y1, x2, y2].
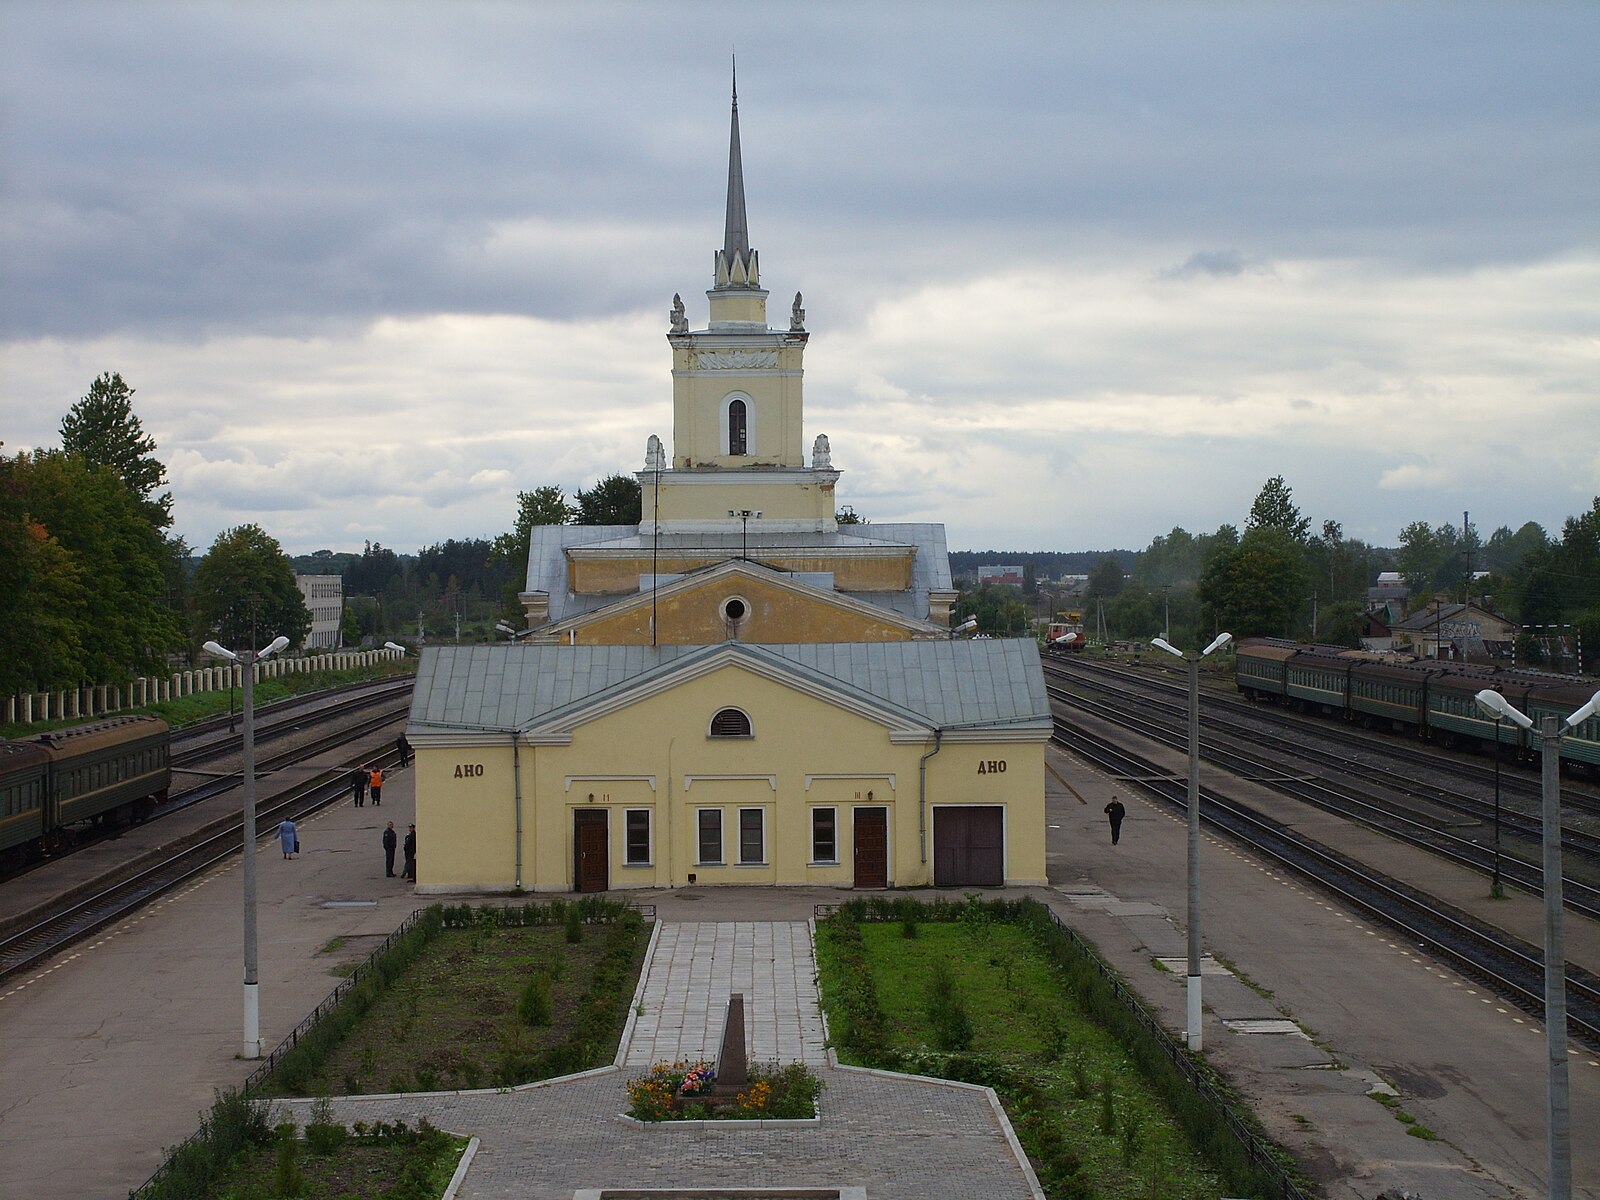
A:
[408, 639, 1049, 736]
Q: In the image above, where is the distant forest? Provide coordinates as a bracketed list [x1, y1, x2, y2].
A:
[948, 549, 1136, 582]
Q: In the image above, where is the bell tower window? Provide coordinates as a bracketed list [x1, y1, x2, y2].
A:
[728, 398, 748, 456]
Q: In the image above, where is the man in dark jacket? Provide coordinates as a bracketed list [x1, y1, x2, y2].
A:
[1104, 797, 1127, 845]
[402, 824, 417, 880]
[382, 821, 398, 877]
[351, 768, 368, 807]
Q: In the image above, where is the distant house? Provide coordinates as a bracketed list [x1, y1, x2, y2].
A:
[1367, 571, 1409, 613]
[295, 574, 344, 650]
[978, 564, 1025, 587]
[1391, 600, 1515, 661]
[1357, 611, 1394, 653]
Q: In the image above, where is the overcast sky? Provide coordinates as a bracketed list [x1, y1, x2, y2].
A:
[3, 2, 1596, 558]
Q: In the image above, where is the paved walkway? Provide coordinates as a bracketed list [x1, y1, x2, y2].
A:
[623, 920, 827, 1067]
[282, 918, 1042, 1200]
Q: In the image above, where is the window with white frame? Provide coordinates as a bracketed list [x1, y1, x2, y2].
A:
[709, 707, 752, 737]
[810, 807, 837, 863]
[624, 809, 651, 865]
[738, 807, 765, 865]
[697, 809, 723, 864]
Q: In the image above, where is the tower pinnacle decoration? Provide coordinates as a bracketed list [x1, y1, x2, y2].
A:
[715, 66, 759, 290]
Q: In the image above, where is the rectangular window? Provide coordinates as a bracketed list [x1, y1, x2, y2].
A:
[697, 809, 723, 864]
[739, 807, 765, 865]
[625, 809, 651, 865]
[811, 807, 837, 863]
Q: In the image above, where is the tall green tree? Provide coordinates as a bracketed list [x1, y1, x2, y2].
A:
[575, 474, 643, 525]
[1245, 475, 1310, 542]
[1, 450, 183, 685]
[489, 485, 575, 620]
[1086, 556, 1126, 599]
[1197, 526, 1309, 637]
[59, 372, 173, 529]
[191, 524, 313, 650]
[0, 452, 92, 691]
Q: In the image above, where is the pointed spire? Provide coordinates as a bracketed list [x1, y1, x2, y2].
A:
[716, 59, 758, 290]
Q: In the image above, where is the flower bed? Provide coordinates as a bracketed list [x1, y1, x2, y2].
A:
[626, 1060, 824, 1121]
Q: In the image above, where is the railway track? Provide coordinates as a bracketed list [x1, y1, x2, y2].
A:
[1052, 715, 1600, 1050]
[0, 743, 405, 984]
[1046, 660, 1600, 910]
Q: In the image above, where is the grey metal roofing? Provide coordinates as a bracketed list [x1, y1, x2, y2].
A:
[408, 639, 1050, 736]
[525, 521, 952, 625]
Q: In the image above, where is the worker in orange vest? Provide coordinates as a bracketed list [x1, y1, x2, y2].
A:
[369, 766, 384, 806]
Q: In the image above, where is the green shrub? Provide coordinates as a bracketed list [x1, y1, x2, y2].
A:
[273, 1135, 305, 1196]
[925, 962, 973, 1051]
[564, 905, 584, 944]
[517, 974, 553, 1026]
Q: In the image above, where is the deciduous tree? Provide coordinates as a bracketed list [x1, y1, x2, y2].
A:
[59, 372, 173, 529]
[1245, 475, 1310, 542]
[575, 474, 643, 526]
[1197, 526, 1309, 638]
[191, 524, 313, 650]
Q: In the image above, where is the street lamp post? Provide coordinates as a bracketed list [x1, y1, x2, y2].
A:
[203, 634, 289, 1059]
[1473, 686, 1600, 1200]
[1151, 631, 1232, 1051]
[1491, 715, 1503, 898]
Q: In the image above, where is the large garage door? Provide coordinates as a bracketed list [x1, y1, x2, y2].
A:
[933, 805, 1004, 887]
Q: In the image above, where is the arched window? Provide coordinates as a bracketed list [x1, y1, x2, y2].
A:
[709, 707, 753, 738]
[727, 398, 748, 456]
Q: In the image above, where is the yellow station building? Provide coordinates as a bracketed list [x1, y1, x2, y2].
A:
[406, 88, 1051, 894]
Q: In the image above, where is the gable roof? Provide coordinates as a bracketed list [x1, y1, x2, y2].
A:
[407, 639, 1050, 744]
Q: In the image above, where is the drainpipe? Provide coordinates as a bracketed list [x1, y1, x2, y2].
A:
[918, 729, 943, 865]
[511, 734, 524, 890]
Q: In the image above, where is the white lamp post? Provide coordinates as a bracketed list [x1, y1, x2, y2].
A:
[1151, 631, 1232, 1051]
[202, 633, 290, 1059]
[1473, 687, 1599, 1200]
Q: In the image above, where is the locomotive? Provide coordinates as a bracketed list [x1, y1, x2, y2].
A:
[1234, 637, 1600, 771]
[0, 715, 171, 863]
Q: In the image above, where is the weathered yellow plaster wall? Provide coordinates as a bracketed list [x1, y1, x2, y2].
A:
[652, 477, 833, 523]
[567, 575, 922, 645]
[414, 663, 1047, 893]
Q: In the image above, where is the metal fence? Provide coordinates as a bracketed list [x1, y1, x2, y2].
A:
[814, 900, 1312, 1200]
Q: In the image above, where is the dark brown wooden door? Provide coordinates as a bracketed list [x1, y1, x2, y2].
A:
[852, 807, 888, 889]
[933, 806, 1004, 887]
[574, 811, 608, 893]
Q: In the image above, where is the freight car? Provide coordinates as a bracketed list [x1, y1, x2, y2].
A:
[0, 715, 171, 863]
[1235, 638, 1600, 771]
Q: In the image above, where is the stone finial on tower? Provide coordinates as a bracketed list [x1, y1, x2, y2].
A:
[812, 433, 831, 469]
[669, 294, 688, 333]
[645, 434, 667, 472]
[790, 292, 805, 331]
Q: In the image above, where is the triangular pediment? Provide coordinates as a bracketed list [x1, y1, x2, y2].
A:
[535, 558, 945, 645]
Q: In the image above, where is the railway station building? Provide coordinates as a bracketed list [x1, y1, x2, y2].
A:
[406, 89, 1050, 894]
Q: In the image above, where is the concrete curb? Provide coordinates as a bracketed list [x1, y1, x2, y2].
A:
[614, 916, 664, 1065]
[439, 1135, 479, 1200]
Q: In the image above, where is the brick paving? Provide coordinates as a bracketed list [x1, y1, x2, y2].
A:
[624, 921, 828, 1067]
[277, 919, 1042, 1199]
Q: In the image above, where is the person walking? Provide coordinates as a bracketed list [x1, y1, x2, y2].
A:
[395, 734, 412, 768]
[278, 817, 298, 859]
[382, 821, 398, 877]
[1104, 797, 1126, 846]
[350, 767, 368, 807]
[369, 766, 384, 806]
[402, 824, 416, 881]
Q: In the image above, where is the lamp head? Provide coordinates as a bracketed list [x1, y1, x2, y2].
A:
[1567, 690, 1600, 729]
[1474, 689, 1533, 730]
[952, 616, 979, 635]
[1052, 632, 1078, 644]
[1202, 632, 1234, 657]
[383, 641, 407, 654]
[202, 640, 238, 662]
[260, 635, 290, 659]
[1150, 637, 1183, 659]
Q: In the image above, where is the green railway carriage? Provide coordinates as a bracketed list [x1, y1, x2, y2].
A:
[1284, 649, 1357, 714]
[1347, 660, 1432, 730]
[1521, 675, 1600, 767]
[0, 742, 50, 856]
[1235, 639, 1296, 699]
[34, 716, 171, 831]
[1427, 670, 1513, 746]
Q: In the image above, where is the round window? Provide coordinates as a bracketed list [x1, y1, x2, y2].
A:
[722, 597, 747, 622]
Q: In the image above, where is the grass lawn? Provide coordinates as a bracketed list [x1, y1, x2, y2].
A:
[817, 914, 1236, 1199]
[258, 906, 650, 1097]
